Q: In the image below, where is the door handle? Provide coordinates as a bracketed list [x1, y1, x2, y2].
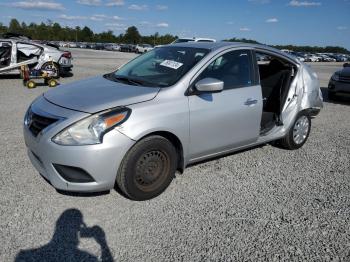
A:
[244, 98, 258, 106]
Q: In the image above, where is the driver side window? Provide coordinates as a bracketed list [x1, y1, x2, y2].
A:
[197, 50, 254, 90]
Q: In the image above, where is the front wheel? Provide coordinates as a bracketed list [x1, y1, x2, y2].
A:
[278, 112, 311, 150]
[116, 136, 178, 200]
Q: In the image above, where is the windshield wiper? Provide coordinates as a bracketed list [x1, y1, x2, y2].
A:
[114, 75, 144, 86]
[104, 73, 162, 87]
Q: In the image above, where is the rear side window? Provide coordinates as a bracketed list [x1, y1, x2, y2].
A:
[196, 50, 254, 90]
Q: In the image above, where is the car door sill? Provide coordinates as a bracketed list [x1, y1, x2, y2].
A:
[187, 134, 283, 165]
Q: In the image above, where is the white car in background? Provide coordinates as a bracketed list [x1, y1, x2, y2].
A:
[135, 44, 153, 53]
[0, 36, 72, 76]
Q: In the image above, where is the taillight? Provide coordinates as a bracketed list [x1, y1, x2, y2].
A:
[62, 51, 72, 59]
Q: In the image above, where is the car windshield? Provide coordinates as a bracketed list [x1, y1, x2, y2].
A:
[112, 46, 209, 87]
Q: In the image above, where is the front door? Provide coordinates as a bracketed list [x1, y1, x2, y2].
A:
[188, 49, 262, 160]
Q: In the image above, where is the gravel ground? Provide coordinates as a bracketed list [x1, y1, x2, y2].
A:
[0, 49, 349, 261]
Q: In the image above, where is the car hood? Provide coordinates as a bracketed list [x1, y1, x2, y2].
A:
[44, 75, 160, 113]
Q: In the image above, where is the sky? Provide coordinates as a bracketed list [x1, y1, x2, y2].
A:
[0, 0, 349, 49]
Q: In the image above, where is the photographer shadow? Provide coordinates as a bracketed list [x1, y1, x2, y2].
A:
[15, 209, 114, 262]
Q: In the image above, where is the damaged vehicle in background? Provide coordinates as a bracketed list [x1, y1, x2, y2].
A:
[0, 36, 72, 76]
[23, 42, 323, 201]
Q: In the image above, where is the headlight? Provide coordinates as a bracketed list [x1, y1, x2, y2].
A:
[331, 73, 340, 81]
[52, 108, 130, 146]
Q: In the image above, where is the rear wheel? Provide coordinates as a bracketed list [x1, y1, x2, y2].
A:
[116, 136, 177, 200]
[278, 112, 311, 150]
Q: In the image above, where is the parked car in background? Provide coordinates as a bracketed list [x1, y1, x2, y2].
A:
[68, 42, 77, 48]
[77, 43, 87, 49]
[328, 63, 350, 99]
[135, 44, 153, 53]
[0, 37, 72, 76]
[104, 44, 120, 51]
[86, 43, 97, 49]
[23, 42, 322, 200]
[120, 44, 136, 52]
[95, 43, 105, 50]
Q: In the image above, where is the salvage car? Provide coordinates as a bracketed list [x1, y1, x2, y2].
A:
[0, 37, 72, 76]
[328, 63, 350, 99]
[23, 42, 323, 200]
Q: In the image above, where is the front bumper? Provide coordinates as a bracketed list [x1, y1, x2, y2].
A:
[328, 80, 350, 93]
[23, 96, 135, 192]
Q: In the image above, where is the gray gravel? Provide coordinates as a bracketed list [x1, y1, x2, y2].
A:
[0, 49, 350, 261]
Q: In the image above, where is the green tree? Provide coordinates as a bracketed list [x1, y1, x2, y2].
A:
[124, 26, 141, 44]
[9, 19, 22, 34]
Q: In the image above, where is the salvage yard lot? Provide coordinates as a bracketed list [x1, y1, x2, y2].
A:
[1, 48, 349, 261]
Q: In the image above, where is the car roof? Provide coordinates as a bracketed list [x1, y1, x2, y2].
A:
[169, 41, 299, 63]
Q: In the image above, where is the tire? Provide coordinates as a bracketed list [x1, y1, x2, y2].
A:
[26, 80, 36, 89]
[47, 79, 58, 87]
[278, 112, 311, 150]
[41, 62, 60, 78]
[116, 135, 178, 201]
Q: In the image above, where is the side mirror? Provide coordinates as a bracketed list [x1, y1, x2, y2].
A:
[195, 78, 224, 93]
[343, 63, 350, 68]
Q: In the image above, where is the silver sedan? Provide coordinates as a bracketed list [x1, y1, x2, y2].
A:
[23, 42, 323, 200]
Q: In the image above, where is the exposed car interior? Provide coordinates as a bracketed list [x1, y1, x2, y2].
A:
[0, 42, 12, 68]
[17, 43, 42, 64]
[256, 52, 296, 135]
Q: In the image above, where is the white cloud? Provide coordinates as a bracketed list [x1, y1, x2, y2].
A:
[240, 27, 251, 31]
[226, 21, 234, 25]
[90, 14, 107, 21]
[288, 0, 321, 7]
[106, 0, 124, 6]
[128, 4, 148, 10]
[248, 0, 271, 4]
[156, 5, 168, 10]
[105, 22, 125, 27]
[139, 21, 151, 26]
[156, 22, 169, 28]
[9, 1, 65, 11]
[59, 14, 117, 21]
[59, 14, 87, 20]
[337, 26, 347, 30]
[266, 18, 278, 23]
[112, 16, 123, 20]
[76, 0, 101, 6]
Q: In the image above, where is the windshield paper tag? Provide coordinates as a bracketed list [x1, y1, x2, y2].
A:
[160, 60, 183, 69]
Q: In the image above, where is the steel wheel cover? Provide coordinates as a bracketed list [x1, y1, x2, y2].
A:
[134, 150, 170, 192]
[293, 115, 309, 144]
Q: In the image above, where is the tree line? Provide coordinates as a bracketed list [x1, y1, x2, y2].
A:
[0, 19, 176, 45]
[1, 19, 349, 54]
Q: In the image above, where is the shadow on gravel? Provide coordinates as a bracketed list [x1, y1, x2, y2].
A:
[15, 209, 114, 262]
[321, 87, 350, 106]
[0, 74, 21, 79]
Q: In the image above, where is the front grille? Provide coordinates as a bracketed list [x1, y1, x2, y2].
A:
[29, 112, 58, 137]
[339, 76, 350, 83]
